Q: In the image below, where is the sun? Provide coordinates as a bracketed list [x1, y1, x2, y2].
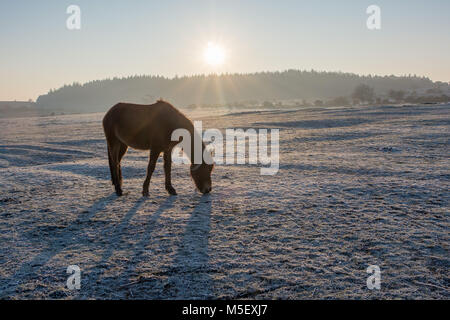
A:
[204, 42, 225, 66]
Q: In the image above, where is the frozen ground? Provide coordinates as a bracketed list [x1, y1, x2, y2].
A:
[0, 103, 448, 299]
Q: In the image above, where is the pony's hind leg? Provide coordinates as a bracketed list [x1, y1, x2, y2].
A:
[117, 143, 128, 187]
[107, 139, 126, 196]
[107, 145, 116, 186]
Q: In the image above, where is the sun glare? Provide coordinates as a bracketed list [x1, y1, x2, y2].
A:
[204, 42, 225, 66]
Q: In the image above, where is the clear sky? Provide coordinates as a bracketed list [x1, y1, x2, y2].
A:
[1, 0, 449, 101]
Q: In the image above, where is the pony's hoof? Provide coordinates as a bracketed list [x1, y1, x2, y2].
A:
[115, 189, 123, 196]
[142, 190, 149, 197]
[166, 186, 177, 195]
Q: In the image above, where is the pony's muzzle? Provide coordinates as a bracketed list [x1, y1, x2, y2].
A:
[201, 186, 212, 194]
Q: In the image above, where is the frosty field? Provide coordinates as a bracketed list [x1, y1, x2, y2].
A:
[0, 103, 448, 299]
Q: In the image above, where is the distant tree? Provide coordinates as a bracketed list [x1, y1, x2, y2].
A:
[314, 99, 323, 107]
[426, 88, 442, 95]
[263, 101, 274, 108]
[302, 99, 310, 107]
[388, 90, 405, 101]
[352, 84, 375, 104]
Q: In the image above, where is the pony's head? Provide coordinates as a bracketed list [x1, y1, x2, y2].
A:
[190, 162, 214, 194]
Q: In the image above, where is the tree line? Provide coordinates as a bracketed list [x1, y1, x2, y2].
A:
[35, 70, 447, 112]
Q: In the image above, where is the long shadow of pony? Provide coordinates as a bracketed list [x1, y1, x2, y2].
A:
[76, 196, 176, 298]
[162, 194, 213, 299]
[112, 195, 213, 299]
[0, 193, 116, 298]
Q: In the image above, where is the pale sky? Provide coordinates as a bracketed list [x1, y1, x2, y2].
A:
[1, 0, 449, 101]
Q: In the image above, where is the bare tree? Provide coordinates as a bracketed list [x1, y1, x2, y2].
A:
[388, 90, 405, 102]
[352, 84, 375, 104]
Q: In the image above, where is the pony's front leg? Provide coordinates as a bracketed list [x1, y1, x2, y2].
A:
[142, 149, 160, 197]
[163, 150, 177, 195]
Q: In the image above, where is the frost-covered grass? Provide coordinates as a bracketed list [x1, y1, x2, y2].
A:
[0, 104, 448, 299]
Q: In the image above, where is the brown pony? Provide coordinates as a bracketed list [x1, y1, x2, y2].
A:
[102, 100, 213, 196]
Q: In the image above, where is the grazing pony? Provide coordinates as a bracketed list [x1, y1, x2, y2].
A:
[102, 100, 213, 196]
